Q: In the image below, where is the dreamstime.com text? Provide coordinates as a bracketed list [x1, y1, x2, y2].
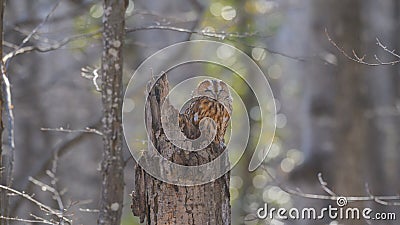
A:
[257, 198, 396, 221]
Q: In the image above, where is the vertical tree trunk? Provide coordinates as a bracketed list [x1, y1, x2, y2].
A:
[330, 2, 368, 225]
[394, 0, 400, 193]
[132, 75, 231, 225]
[0, 0, 7, 224]
[331, 0, 366, 194]
[98, 1, 126, 224]
[363, 0, 397, 198]
[287, 2, 337, 223]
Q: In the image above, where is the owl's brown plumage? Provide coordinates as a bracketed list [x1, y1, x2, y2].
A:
[179, 79, 232, 146]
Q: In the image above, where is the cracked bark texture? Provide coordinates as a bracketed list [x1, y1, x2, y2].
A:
[132, 75, 231, 225]
[98, 0, 126, 224]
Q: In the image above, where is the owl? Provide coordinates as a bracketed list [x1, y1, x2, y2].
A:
[179, 79, 232, 147]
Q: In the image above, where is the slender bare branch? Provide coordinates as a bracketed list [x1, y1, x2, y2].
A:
[5, 0, 62, 69]
[376, 37, 400, 59]
[28, 175, 67, 223]
[0, 216, 56, 225]
[129, 9, 198, 23]
[81, 66, 101, 92]
[12, 119, 102, 213]
[79, 208, 100, 213]
[0, 185, 71, 222]
[326, 28, 400, 66]
[3, 24, 297, 65]
[41, 127, 103, 136]
[126, 25, 258, 39]
[3, 30, 100, 63]
[261, 165, 400, 205]
[19, 0, 62, 47]
[317, 172, 337, 196]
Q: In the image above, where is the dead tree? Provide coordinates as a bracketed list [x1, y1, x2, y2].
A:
[132, 75, 231, 224]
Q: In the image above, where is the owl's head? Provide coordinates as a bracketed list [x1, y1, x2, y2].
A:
[192, 79, 233, 115]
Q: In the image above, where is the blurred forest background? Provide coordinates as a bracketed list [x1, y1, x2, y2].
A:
[0, 0, 399, 224]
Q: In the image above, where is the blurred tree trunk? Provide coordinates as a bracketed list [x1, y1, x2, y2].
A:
[307, 1, 398, 224]
[98, 0, 126, 224]
[331, 0, 366, 191]
[304, 0, 369, 224]
[394, 0, 400, 194]
[301, 0, 337, 180]
[306, 1, 367, 201]
[132, 75, 231, 225]
[0, 0, 8, 224]
[360, 2, 400, 223]
[286, 1, 337, 224]
[329, 2, 367, 224]
[363, 0, 397, 201]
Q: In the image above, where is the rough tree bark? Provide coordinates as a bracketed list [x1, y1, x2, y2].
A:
[98, 0, 126, 224]
[132, 75, 231, 225]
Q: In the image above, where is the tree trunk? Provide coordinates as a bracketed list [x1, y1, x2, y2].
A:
[0, 0, 8, 224]
[331, 0, 366, 193]
[98, 0, 126, 224]
[132, 75, 231, 225]
[330, 2, 368, 225]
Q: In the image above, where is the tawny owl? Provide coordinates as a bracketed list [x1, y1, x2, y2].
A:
[179, 79, 232, 147]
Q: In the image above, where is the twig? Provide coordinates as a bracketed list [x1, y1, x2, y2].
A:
[29, 177, 67, 220]
[81, 66, 101, 91]
[19, 0, 62, 47]
[326, 28, 400, 66]
[3, 30, 101, 63]
[126, 25, 306, 61]
[317, 172, 337, 196]
[30, 213, 59, 225]
[79, 208, 100, 213]
[29, 173, 67, 224]
[12, 26, 63, 47]
[41, 127, 103, 136]
[376, 37, 400, 59]
[261, 165, 400, 205]
[0, 215, 55, 224]
[12, 118, 102, 213]
[130, 10, 198, 23]
[48, 153, 67, 225]
[0, 185, 70, 222]
[228, 40, 306, 62]
[126, 25, 258, 39]
[2, 41, 19, 50]
[3, 25, 293, 64]
[6, 0, 62, 68]
[364, 183, 400, 206]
